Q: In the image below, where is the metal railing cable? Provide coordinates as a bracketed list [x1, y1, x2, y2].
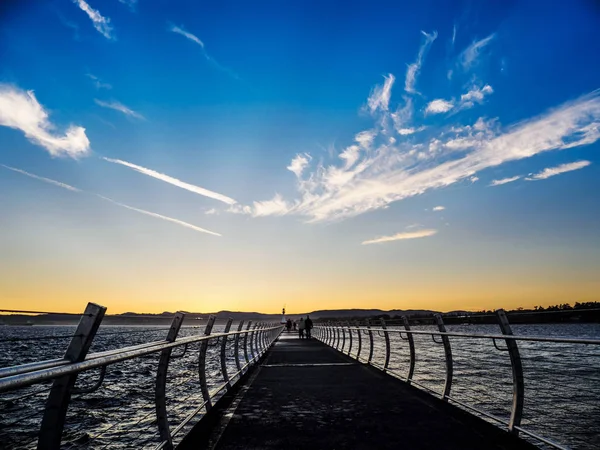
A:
[0, 302, 283, 450]
[314, 312, 600, 450]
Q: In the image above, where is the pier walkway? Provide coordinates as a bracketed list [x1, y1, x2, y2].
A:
[180, 333, 536, 450]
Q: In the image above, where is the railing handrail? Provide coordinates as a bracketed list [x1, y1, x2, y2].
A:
[0, 326, 282, 392]
[316, 325, 600, 345]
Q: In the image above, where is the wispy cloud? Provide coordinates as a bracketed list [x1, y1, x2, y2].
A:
[0, 84, 90, 158]
[526, 160, 591, 181]
[94, 99, 144, 119]
[102, 157, 237, 205]
[452, 24, 457, 46]
[367, 74, 395, 114]
[224, 30, 600, 224]
[3, 164, 220, 236]
[362, 229, 438, 245]
[405, 31, 437, 94]
[426, 99, 454, 114]
[459, 33, 495, 70]
[96, 195, 221, 236]
[287, 153, 312, 177]
[86, 74, 112, 89]
[118, 0, 137, 11]
[490, 175, 521, 186]
[57, 12, 80, 40]
[432, 206, 445, 211]
[460, 84, 493, 109]
[233, 86, 600, 222]
[168, 23, 239, 79]
[72, 0, 114, 40]
[1, 165, 81, 191]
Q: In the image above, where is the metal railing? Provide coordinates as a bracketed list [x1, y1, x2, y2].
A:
[0, 303, 283, 449]
[314, 310, 600, 450]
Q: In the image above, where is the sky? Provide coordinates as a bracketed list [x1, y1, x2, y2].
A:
[1, 0, 599, 315]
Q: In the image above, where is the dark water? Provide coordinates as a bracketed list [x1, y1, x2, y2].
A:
[1, 323, 599, 449]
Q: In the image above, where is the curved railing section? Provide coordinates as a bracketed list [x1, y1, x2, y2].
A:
[0, 303, 283, 449]
[314, 310, 600, 450]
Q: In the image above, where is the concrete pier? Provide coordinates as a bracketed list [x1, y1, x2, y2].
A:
[180, 333, 537, 450]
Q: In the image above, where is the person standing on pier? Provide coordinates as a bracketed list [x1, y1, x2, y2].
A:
[305, 315, 313, 339]
[286, 318, 292, 333]
[298, 317, 306, 339]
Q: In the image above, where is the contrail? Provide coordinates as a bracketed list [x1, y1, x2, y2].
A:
[102, 157, 236, 205]
[96, 195, 222, 236]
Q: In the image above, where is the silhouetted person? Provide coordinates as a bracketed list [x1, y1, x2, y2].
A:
[305, 315, 313, 338]
[298, 317, 306, 339]
[286, 318, 292, 333]
[293, 321, 297, 331]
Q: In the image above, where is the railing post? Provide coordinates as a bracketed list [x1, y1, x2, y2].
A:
[243, 321, 252, 366]
[496, 309, 524, 435]
[38, 302, 106, 450]
[402, 316, 416, 384]
[220, 318, 233, 390]
[249, 323, 257, 361]
[380, 319, 391, 371]
[198, 315, 216, 411]
[325, 323, 331, 345]
[155, 312, 185, 450]
[435, 314, 453, 400]
[355, 321, 362, 360]
[234, 320, 244, 375]
[341, 322, 346, 353]
[336, 323, 342, 350]
[366, 320, 374, 364]
[347, 322, 353, 356]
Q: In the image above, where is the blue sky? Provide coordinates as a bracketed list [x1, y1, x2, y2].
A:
[1, 0, 599, 314]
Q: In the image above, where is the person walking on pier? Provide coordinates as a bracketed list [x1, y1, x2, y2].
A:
[305, 315, 313, 339]
[286, 319, 292, 333]
[298, 317, 306, 339]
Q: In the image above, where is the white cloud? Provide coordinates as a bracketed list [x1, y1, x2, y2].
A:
[204, 208, 218, 215]
[86, 74, 111, 89]
[452, 24, 457, 46]
[526, 160, 591, 181]
[0, 84, 90, 158]
[94, 99, 144, 119]
[72, 0, 114, 40]
[102, 157, 237, 205]
[169, 23, 239, 79]
[226, 31, 600, 224]
[460, 84, 493, 109]
[118, 0, 137, 10]
[367, 74, 395, 114]
[405, 31, 437, 93]
[362, 229, 438, 245]
[426, 99, 454, 114]
[1, 165, 81, 191]
[169, 24, 204, 48]
[432, 206, 445, 211]
[97, 195, 221, 236]
[397, 126, 425, 135]
[490, 176, 521, 186]
[459, 34, 495, 70]
[287, 153, 312, 177]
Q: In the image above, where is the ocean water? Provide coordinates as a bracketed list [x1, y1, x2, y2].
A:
[1, 323, 599, 449]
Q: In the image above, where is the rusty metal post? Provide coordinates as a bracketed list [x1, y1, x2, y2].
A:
[234, 320, 244, 375]
[198, 315, 216, 411]
[366, 320, 374, 364]
[497, 309, 524, 435]
[155, 312, 185, 450]
[435, 314, 453, 400]
[402, 316, 416, 384]
[38, 302, 106, 450]
[355, 321, 362, 360]
[380, 319, 391, 371]
[220, 318, 233, 390]
[243, 321, 252, 367]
